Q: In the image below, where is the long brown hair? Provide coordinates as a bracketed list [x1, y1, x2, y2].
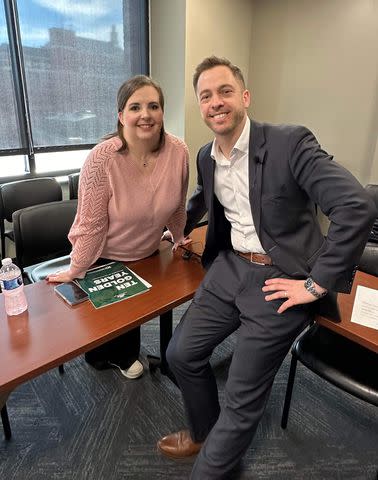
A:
[104, 75, 165, 152]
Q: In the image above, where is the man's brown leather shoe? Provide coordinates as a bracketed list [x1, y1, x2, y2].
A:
[157, 430, 203, 459]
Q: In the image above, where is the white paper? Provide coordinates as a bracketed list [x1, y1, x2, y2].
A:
[350, 285, 378, 330]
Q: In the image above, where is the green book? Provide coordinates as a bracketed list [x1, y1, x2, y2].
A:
[76, 261, 151, 309]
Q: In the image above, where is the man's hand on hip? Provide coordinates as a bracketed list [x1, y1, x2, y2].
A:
[262, 278, 327, 314]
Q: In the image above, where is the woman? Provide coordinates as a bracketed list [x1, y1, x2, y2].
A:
[47, 75, 189, 379]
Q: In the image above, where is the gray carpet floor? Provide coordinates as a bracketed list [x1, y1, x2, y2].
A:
[0, 302, 377, 479]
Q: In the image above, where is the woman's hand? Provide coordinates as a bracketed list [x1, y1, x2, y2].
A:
[172, 236, 192, 252]
[161, 230, 192, 251]
[46, 270, 74, 283]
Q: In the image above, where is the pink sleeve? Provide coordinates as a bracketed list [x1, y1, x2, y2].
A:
[68, 145, 110, 278]
[166, 144, 189, 243]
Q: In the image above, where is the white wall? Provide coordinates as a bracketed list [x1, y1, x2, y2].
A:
[371, 134, 378, 181]
[249, 0, 378, 183]
[150, 0, 378, 190]
[184, 0, 253, 193]
[150, 0, 186, 140]
[150, 0, 254, 194]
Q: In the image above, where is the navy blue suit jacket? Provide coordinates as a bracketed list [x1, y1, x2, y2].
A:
[185, 120, 376, 301]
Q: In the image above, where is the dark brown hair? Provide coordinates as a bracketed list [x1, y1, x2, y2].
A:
[104, 75, 165, 152]
[193, 55, 246, 93]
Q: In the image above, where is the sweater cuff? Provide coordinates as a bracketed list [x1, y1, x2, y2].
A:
[169, 227, 184, 244]
[69, 263, 87, 279]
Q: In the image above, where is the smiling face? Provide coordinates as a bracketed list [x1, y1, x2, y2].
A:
[118, 85, 164, 144]
[196, 65, 250, 141]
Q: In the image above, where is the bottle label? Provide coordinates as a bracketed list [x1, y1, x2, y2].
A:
[0, 275, 23, 291]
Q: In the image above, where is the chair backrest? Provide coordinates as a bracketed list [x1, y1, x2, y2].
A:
[365, 184, 378, 211]
[13, 199, 77, 268]
[364, 184, 378, 244]
[68, 173, 80, 199]
[0, 177, 63, 222]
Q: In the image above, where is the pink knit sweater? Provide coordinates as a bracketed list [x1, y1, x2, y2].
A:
[68, 133, 189, 278]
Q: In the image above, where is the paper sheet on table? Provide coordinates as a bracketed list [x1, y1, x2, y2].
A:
[350, 285, 378, 330]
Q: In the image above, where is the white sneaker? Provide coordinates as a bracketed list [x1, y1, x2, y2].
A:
[110, 360, 144, 379]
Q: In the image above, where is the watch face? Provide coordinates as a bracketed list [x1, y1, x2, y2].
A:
[304, 277, 326, 298]
[304, 277, 312, 287]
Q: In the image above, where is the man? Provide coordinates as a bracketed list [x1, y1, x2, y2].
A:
[157, 56, 376, 479]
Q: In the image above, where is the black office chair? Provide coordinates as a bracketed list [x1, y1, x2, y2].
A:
[68, 172, 80, 200]
[13, 199, 77, 281]
[1, 200, 78, 439]
[281, 323, 378, 429]
[0, 177, 63, 258]
[281, 224, 378, 430]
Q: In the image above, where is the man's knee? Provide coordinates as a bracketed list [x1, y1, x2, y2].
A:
[166, 335, 196, 372]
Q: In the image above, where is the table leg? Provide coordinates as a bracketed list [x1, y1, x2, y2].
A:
[1, 403, 12, 440]
[147, 310, 178, 385]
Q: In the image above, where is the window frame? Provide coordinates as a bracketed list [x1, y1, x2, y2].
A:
[0, 0, 150, 183]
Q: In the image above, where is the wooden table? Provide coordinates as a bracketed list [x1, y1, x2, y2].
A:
[0, 237, 205, 396]
[2, 224, 377, 438]
[317, 270, 378, 353]
[3, 228, 375, 393]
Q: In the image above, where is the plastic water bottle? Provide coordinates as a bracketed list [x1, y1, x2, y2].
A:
[0, 258, 28, 316]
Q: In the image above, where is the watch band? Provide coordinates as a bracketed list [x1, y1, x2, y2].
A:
[304, 277, 327, 299]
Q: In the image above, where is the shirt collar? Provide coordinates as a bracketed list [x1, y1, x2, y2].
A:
[211, 117, 250, 163]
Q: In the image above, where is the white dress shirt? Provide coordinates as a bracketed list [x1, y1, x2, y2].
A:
[211, 118, 265, 254]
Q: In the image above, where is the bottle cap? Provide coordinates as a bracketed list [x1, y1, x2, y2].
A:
[1, 258, 12, 266]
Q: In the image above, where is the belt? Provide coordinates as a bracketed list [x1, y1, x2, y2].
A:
[235, 251, 273, 265]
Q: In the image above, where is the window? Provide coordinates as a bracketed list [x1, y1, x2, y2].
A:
[0, 1, 20, 151]
[0, 0, 148, 180]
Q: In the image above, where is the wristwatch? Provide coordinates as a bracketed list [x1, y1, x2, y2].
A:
[304, 277, 327, 299]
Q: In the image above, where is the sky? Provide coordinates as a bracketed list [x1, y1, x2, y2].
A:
[0, 0, 124, 47]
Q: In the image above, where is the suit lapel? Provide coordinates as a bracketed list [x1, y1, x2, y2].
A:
[248, 120, 266, 237]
